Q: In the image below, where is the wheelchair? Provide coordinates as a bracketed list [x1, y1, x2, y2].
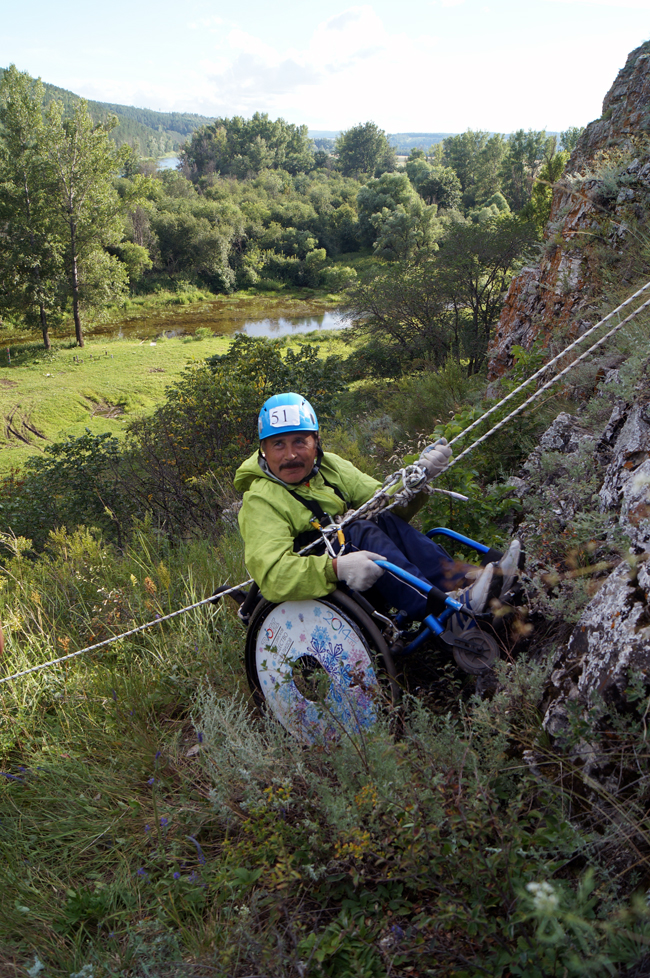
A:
[216, 528, 507, 744]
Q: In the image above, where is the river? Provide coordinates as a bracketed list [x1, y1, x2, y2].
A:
[87, 297, 349, 342]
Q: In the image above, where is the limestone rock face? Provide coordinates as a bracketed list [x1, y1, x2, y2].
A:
[528, 393, 650, 768]
[488, 42, 650, 380]
[598, 398, 650, 550]
[540, 558, 650, 787]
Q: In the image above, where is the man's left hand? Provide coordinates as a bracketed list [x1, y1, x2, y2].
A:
[419, 438, 453, 480]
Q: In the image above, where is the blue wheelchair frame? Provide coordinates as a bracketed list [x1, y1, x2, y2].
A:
[372, 527, 500, 657]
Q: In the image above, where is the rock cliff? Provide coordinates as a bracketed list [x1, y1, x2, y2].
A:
[488, 41, 650, 380]
[515, 373, 650, 799]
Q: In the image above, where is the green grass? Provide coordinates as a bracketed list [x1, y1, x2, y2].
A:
[1, 523, 648, 975]
[0, 325, 353, 478]
[0, 335, 234, 475]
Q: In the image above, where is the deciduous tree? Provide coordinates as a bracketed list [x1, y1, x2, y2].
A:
[0, 66, 64, 348]
[345, 215, 536, 375]
[180, 113, 314, 180]
[44, 100, 131, 345]
[501, 129, 554, 212]
[336, 122, 396, 178]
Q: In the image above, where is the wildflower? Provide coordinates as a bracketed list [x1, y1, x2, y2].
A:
[144, 577, 157, 595]
[173, 872, 180, 880]
[197, 731, 203, 743]
[160, 817, 169, 827]
[136, 867, 149, 880]
[526, 881, 559, 913]
[145, 824, 151, 833]
[111, 689, 117, 701]
[155, 751, 162, 760]
[147, 778, 154, 786]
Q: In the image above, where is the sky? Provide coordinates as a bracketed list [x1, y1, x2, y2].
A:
[1, 0, 649, 134]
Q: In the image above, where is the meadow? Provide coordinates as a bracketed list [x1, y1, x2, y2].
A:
[0, 327, 348, 476]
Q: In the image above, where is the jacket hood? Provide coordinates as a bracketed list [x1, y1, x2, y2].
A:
[233, 451, 270, 492]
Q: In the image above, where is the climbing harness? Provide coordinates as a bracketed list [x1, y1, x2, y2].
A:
[2, 279, 649, 686]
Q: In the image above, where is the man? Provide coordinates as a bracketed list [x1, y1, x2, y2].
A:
[234, 392, 520, 628]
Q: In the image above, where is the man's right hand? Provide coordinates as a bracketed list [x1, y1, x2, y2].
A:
[334, 551, 386, 592]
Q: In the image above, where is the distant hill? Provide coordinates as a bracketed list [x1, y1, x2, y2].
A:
[387, 132, 457, 152]
[0, 68, 214, 157]
[308, 130, 459, 156]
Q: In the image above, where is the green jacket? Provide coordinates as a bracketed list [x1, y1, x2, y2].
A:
[234, 450, 425, 603]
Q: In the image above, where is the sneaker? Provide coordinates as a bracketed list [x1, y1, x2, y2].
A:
[494, 539, 521, 600]
[450, 563, 494, 637]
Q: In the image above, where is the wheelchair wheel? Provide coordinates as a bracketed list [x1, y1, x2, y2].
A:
[451, 628, 499, 675]
[245, 590, 395, 743]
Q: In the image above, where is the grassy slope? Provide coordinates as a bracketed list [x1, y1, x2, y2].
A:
[0, 335, 228, 475]
[0, 329, 349, 476]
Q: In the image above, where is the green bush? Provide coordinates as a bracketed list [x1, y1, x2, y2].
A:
[0, 336, 351, 547]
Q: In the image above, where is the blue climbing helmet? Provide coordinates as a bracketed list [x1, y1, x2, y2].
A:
[258, 392, 319, 441]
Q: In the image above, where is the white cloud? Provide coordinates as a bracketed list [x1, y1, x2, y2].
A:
[189, 6, 442, 124]
[544, 0, 650, 7]
[55, 5, 644, 132]
[188, 15, 225, 31]
[227, 29, 281, 63]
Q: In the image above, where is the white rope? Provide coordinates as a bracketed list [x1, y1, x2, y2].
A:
[447, 290, 650, 468]
[0, 580, 252, 685]
[446, 278, 650, 455]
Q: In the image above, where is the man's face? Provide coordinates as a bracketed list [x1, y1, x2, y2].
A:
[262, 431, 318, 484]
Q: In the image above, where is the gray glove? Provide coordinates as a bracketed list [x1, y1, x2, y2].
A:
[335, 551, 386, 592]
[419, 438, 452, 480]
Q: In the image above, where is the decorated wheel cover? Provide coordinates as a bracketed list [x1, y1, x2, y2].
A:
[252, 599, 380, 743]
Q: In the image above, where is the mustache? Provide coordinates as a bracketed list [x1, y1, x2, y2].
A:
[280, 460, 304, 469]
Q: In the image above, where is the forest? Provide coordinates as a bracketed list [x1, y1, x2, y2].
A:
[0, 64, 581, 363]
[2, 49, 650, 978]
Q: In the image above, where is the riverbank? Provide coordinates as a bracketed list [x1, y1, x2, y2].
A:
[0, 285, 349, 347]
[0, 329, 348, 476]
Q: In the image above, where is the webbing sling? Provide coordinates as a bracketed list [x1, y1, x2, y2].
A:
[285, 475, 348, 552]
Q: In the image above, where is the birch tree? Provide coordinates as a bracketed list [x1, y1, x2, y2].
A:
[44, 100, 129, 346]
[0, 66, 64, 349]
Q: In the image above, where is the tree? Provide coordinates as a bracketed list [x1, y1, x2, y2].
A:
[560, 126, 585, 155]
[442, 130, 490, 208]
[356, 172, 419, 245]
[414, 165, 462, 211]
[435, 216, 537, 373]
[180, 113, 315, 180]
[442, 131, 509, 211]
[473, 134, 508, 204]
[371, 200, 440, 261]
[0, 66, 65, 348]
[523, 150, 570, 231]
[501, 129, 554, 213]
[335, 122, 395, 178]
[44, 100, 130, 346]
[345, 216, 536, 376]
[344, 259, 451, 376]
